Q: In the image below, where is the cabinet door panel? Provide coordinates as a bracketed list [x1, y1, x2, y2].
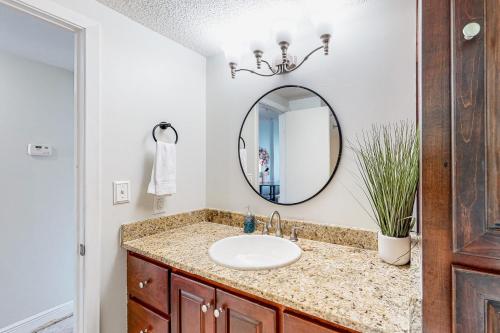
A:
[453, 267, 500, 332]
[128, 254, 169, 314]
[283, 313, 343, 333]
[216, 289, 276, 333]
[128, 299, 169, 333]
[171, 273, 216, 333]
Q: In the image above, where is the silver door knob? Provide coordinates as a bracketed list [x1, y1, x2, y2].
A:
[463, 22, 481, 40]
[201, 303, 211, 313]
[138, 280, 148, 289]
[213, 307, 224, 318]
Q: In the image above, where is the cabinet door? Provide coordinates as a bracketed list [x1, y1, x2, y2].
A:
[171, 273, 216, 333]
[283, 313, 343, 333]
[128, 299, 169, 333]
[215, 289, 277, 333]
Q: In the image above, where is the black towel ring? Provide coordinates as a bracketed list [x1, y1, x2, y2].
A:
[239, 136, 246, 149]
[152, 122, 178, 144]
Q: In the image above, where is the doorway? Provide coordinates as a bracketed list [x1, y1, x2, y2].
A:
[0, 0, 100, 332]
[0, 3, 76, 332]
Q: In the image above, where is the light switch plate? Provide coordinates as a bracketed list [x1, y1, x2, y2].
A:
[113, 181, 130, 204]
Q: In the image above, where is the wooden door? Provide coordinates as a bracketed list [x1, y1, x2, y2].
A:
[215, 289, 277, 333]
[128, 299, 170, 333]
[422, 0, 500, 331]
[170, 273, 216, 333]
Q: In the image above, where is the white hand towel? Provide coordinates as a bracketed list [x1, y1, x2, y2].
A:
[239, 148, 248, 173]
[147, 142, 176, 195]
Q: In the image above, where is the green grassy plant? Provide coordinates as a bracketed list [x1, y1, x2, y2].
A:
[350, 121, 419, 238]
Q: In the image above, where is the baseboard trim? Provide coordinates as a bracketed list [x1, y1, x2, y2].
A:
[0, 301, 73, 333]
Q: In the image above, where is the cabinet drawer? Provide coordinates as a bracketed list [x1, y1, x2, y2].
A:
[128, 254, 169, 314]
[283, 313, 344, 333]
[128, 299, 169, 333]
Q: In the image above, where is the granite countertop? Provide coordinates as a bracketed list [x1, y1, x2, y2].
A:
[122, 222, 421, 333]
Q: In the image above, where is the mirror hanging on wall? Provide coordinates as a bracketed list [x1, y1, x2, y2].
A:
[238, 85, 342, 205]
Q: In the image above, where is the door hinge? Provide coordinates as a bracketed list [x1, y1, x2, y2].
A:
[79, 244, 86, 256]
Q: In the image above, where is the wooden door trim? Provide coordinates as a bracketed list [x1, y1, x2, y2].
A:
[421, 0, 454, 331]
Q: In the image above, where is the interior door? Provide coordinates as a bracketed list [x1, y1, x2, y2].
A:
[171, 273, 216, 333]
[422, 0, 500, 331]
[215, 289, 277, 333]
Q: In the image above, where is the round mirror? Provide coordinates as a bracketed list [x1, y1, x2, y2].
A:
[238, 85, 342, 205]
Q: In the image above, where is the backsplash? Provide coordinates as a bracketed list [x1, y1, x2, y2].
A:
[120, 209, 206, 243]
[121, 208, 378, 250]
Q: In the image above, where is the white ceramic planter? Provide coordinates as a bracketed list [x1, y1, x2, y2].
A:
[378, 232, 411, 265]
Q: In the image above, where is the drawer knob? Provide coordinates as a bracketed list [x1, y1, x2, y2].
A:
[201, 303, 211, 313]
[463, 22, 481, 40]
[213, 307, 224, 318]
[138, 280, 149, 289]
[139, 329, 148, 333]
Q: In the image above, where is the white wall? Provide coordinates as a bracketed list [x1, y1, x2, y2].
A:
[0, 51, 75, 328]
[206, 0, 416, 230]
[45, 1, 207, 332]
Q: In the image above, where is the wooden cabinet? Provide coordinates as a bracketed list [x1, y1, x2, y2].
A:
[127, 253, 356, 333]
[128, 298, 170, 333]
[171, 273, 216, 333]
[128, 254, 169, 315]
[283, 313, 342, 333]
[215, 289, 276, 333]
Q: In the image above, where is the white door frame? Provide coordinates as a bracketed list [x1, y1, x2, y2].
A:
[0, 1, 101, 332]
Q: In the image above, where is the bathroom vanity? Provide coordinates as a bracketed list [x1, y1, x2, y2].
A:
[128, 252, 351, 333]
[122, 218, 421, 333]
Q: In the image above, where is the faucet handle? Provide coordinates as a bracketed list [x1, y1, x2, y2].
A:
[256, 220, 270, 235]
[290, 226, 303, 242]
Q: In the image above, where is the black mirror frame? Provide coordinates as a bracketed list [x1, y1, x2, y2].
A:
[238, 85, 343, 206]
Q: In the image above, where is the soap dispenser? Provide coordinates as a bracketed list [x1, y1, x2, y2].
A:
[243, 206, 256, 233]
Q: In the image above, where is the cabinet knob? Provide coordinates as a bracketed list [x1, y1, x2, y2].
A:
[201, 303, 211, 313]
[138, 280, 149, 289]
[213, 307, 224, 318]
[463, 22, 481, 40]
[139, 329, 148, 333]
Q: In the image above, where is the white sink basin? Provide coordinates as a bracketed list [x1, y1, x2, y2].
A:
[208, 234, 302, 270]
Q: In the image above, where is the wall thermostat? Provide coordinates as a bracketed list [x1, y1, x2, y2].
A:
[27, 144, 52, 156]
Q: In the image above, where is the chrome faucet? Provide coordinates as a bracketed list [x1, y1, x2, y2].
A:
[269, 211, 283, 237]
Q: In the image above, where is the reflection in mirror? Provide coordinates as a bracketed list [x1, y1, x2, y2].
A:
[239, 86, 342, 205]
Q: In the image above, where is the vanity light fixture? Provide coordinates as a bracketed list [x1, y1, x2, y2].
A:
[228, 33, 331, 79]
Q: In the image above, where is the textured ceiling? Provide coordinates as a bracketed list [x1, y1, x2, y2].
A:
[97, 0, 366, 57]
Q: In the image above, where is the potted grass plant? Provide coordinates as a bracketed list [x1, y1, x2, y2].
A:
[351, 121, 419, 265]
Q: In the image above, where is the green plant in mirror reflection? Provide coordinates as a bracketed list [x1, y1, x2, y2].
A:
[350, 121, 419, 238]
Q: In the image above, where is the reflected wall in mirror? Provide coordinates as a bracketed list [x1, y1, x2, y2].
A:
[238, 85, 342, 205]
